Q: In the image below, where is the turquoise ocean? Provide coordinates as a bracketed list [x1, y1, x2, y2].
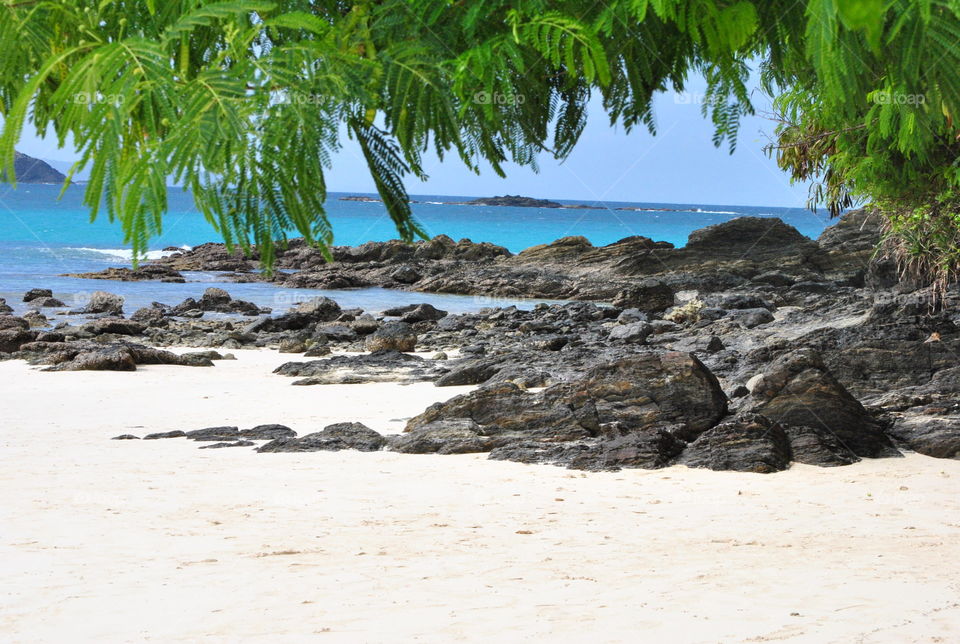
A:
[0, 184, 832, 316]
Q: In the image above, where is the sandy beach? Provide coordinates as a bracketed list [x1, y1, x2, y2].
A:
[2, 349, 959, 643]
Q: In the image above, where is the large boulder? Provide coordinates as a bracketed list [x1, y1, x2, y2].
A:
[393, 353, 728, 461]
[684, 217, 818, 260]
[742, 349, 899, 458]
[887, 411, 960, 459]
[76, 291, 124, 315]
[611, 279, 674, 313]
[366, 321, 417, 352]
[680, 414, 793, 473]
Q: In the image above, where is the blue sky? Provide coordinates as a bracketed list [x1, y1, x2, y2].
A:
[15, 76, 813, 208]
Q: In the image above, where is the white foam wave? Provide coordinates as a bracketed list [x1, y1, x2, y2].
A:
[692, 209, 738, 215]
[70, 245, 191, 261]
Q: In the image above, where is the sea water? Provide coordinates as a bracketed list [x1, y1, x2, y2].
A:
[0, 184, 832, 315]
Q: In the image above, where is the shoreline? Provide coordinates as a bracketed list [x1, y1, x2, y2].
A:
[2, 348, 959, 641]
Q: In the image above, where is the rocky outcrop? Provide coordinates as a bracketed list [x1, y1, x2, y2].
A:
[61, 265, 185, 283]
[273, 350, 441, 385]
[71, 291, 124, 315]
[10, 151, 66, 184]
[391, 353, 728, 462]
[741, 349, 898, 458]
[365, 322, 417, 352]
[258, 422, 385, 452]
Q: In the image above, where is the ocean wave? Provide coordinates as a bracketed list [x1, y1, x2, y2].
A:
[68, 246, 191, 261]
[692, 209, 739, 215]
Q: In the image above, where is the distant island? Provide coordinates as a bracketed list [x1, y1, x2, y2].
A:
[339, 193, 697, 212]
[8, 151, 68, 184]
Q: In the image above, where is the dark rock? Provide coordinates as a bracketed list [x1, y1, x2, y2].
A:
[887, 414, 960, 459]
[23, 288, 52, 302]
[143, 430, 186, 440]
[177, 352, 216, 367]
[784, 424, 860, 467]
[395, 353, 727, 461]
[434, 361, 500, 387]
[611, 280, 674, 313]
[680, 413, 793, 473]
[366, 321, 417, 352]
[608, 321, 652, 343]
[726, 308, 775, 328]
[185, 426, 240, 441]
[0, 316, 29, 331]
[258, 422, 385, 452]
[742, 349, 898, 458]
[111, 434, 140, 440]
[130, 305, 168, 324]
[74, 291, 124, 315]
[81, 318, 146, 336]
[240, 424, 297, 440]
[390, 266, 422, 284]
[29, 296, 66, 308]
[274, 350, 438, 385]
[401, 303, 448, 323]
[199, 440, 255, 449]
[61, 265, 185, 283]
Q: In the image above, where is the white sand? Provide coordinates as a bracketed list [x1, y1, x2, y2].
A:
[2, 349, 959, 643]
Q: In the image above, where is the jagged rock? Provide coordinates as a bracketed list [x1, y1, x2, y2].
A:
[390, 266, 422, 284]
[0, 316, 29, 331]
[611, 280, 674, 313]
[258, 422, 385, 452]
[394, 353, 727, 461]
[21, 311, 48, 328]
[887, 412, 960, 459]
[434, 361, 500, 387]
[680, 413, 792, 473]
[74, 291, 124, 315]
[62, 265, 186, 283]
[784, 424, 860, 467]
[726, 308, 775, 328]
[0, 328, 39, 353]
[0, 298, 12, 314]
[366, 321, 417, 352]
[274, 350, 438, 385]
[199, 440, 255, 449]
[489, 429, 686, 471]
[111, 434, 140, 440]
[742, 349, 898, 458]
[240, 424, 297, 440]
[177, 352, 217, 367]
[143, 430, 186, 440]
[401, 303, 448, 323]
[130, 305, 168, 324]
[608, 321, 652, 343]
[246, 297, 341, 332]
[185, 426, 240, 441]
[28, 296, 65, 308]
[22, 288, 52, 302]
[80, 318, 146, 336]
[350, 315, 380, 335]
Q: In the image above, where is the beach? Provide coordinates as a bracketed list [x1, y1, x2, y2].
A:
[2, 349, 959, 643]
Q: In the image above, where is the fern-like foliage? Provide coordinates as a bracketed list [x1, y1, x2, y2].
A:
[2, 0, 959, 286]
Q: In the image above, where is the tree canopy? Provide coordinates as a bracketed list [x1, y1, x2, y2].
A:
[2, 1, 959, 284]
